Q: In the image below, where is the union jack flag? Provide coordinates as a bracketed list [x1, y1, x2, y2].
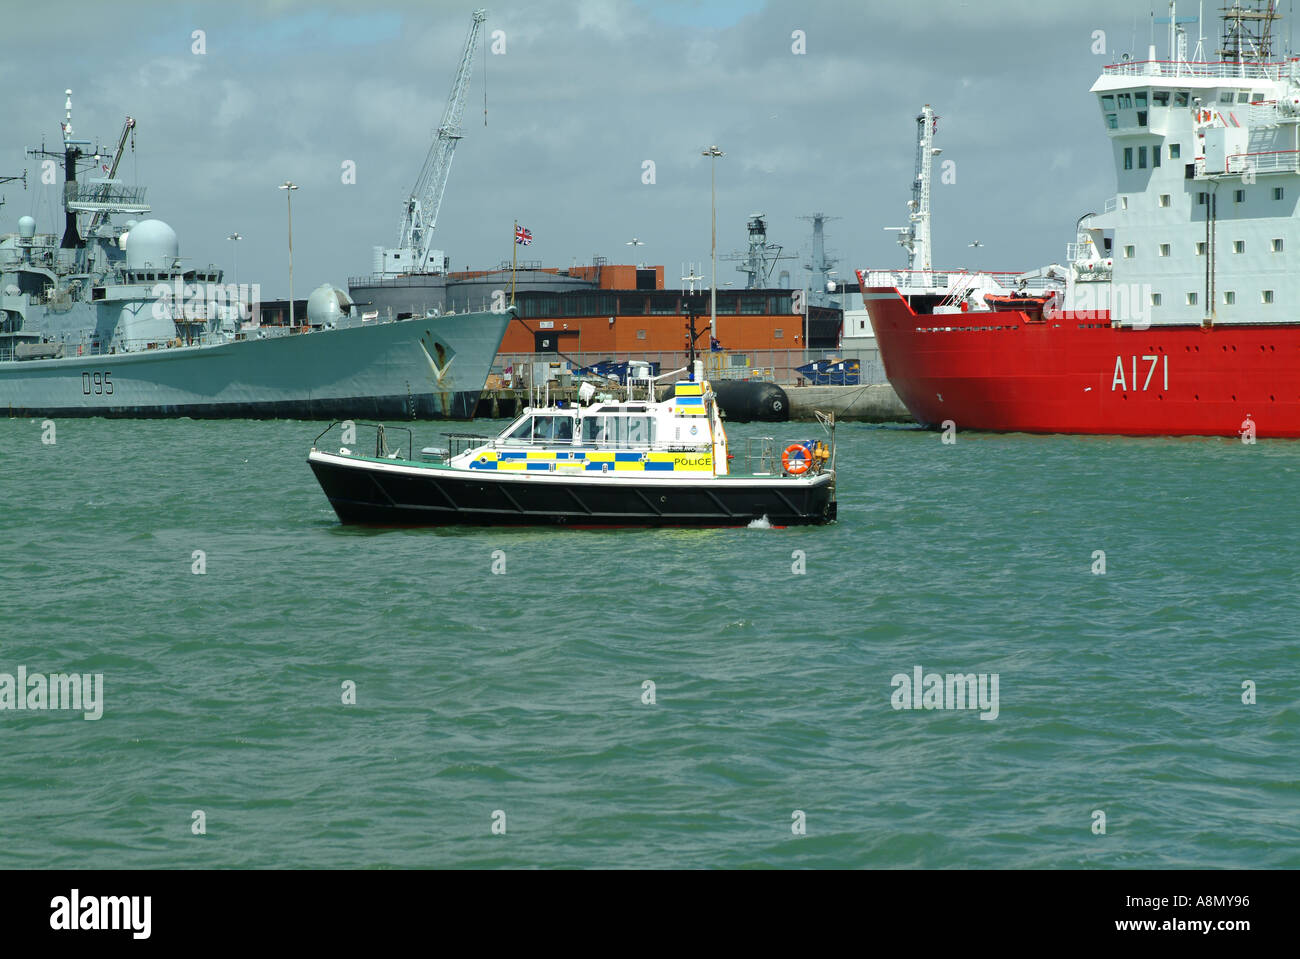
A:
[515, 225, 533, 246]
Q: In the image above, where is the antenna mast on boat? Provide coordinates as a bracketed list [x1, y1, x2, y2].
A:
[886, 104, 938, 276]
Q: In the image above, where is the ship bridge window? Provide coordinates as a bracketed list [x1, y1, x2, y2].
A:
[1118, 93, 1132, 108]
[1153, 90, 1170, 106]
[1219, 91, 1234, 103]
[1101, 94, 1116, 109]
[1135, 92, 1148, 107]
[1175, 91, 1189, 106]
[581, 414, 655, 447]
[1137, 110, 1148, 127]
[1238, 91, 1250, 103]
[1106, 113, 1118, 129]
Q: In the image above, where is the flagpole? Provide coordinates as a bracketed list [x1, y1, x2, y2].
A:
[510, 219, 518, 306]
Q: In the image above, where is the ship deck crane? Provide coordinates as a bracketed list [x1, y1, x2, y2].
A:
[87, 115, 137, 234]
[386, 9, 487, 276]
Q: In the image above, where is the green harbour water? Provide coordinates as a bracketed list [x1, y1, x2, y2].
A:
[1, 416, 1297, 868]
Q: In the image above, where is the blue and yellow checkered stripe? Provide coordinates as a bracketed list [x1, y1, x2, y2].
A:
[468, 449, 713, 472]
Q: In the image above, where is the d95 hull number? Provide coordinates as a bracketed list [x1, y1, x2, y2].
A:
[81, 371, 114, 395]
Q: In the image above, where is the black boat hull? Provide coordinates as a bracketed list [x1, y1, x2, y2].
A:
[309, 454, 837, 527]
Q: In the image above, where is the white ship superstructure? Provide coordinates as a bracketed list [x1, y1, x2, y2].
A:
[1078, 1, 1300, 326]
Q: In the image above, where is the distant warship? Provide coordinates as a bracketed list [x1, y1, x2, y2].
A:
[0, 91, 510, 419]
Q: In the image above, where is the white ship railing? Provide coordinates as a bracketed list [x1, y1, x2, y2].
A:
[1192, 150, 1300, 177]
[1101, 58, 1298, 81]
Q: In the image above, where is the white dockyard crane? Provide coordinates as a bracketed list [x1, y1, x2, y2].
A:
[378, 8, 487, 277]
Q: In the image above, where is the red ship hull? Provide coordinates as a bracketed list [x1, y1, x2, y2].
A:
[862, 287, 1300, 438]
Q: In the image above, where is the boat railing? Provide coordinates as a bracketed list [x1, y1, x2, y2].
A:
[313, 421, 414, 461]
[1100, 58, 1296, 81]
[744, 436, 778, 475]
[441, 432, 493, 460]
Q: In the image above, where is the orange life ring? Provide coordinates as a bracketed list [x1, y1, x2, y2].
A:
[782, 443, 811, 475]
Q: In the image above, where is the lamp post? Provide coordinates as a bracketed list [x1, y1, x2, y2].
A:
[227, 232, 241, 289]
[701, 145, 724, 339]
[278, 181, 298, 326]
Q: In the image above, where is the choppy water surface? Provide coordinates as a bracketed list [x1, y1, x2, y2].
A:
[1, 417, 1296, 868]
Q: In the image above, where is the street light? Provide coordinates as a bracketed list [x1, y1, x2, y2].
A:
[227, 232, 241, 289]
[278, 181, 298, 326]
[701, 145, 724, 339]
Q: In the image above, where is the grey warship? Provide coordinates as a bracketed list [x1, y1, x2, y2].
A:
[0, 91, 510, 419]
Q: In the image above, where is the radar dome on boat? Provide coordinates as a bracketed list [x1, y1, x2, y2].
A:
[124, 219, 179, 269]
[17, 216, 35, 239]
[307, 284, 353, 325]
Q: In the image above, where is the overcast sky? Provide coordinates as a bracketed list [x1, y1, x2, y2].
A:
[0, 0, 1227, 297]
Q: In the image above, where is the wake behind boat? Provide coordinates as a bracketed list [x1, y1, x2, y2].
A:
[307, 372, 838, 527]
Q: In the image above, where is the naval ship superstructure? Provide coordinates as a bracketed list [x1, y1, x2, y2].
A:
[0, 92, 510, 419]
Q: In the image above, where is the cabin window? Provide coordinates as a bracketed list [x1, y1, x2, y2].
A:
[1196, 241, 1206, 255]
[1123, 147, 1134, 170]
[1152, 145, 1161, 167]
[1273, 186, 1284, 200]
[1233, 240, 1245, 253]
[1272, 238, 1284, 252]
[1137, 111, 1148, 127]
[1101, 95, 1115, 109]
[1187, 292, 1198, 305]
[1152, 90, 1170, 106]
[582, 415, 655, 446]
[1262, 290, 1274, 304]
[1159, 243, 1170, 257]
[1150, 292, 1162, 306]
[1159, 194, 1171, 207]
[1138, 146, 1148, 168]
[1196, 192, 1207, 205]
[1169, 142, 1181, 158]
[1123, 245, 1135, 258]
[636, 329, 647, 339]
[1223, 291, 1236, 305]
[1234, 189, 1246, 203]
[531, 415, 574, 442]
[1175, 91, 1189, 106]
[774, 328, 784, 338]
